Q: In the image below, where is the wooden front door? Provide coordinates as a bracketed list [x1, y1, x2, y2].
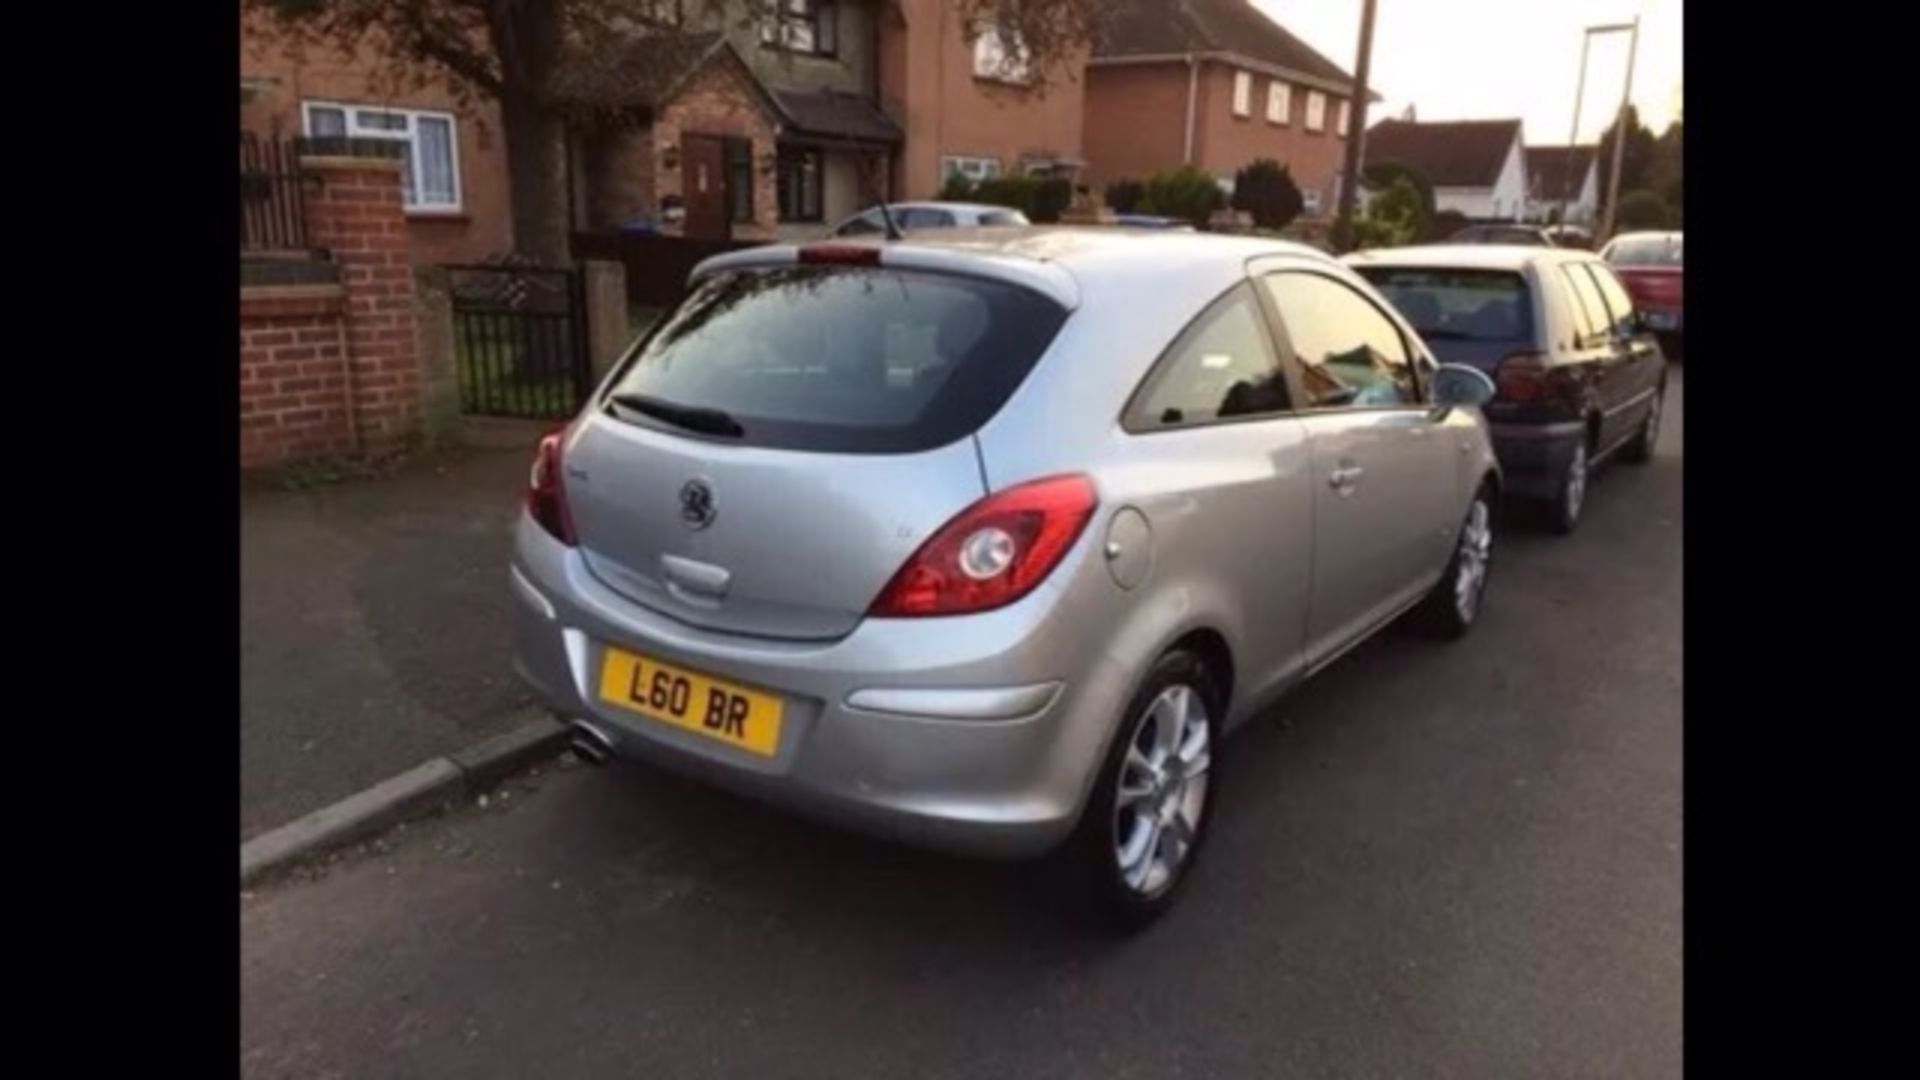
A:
[680, 134, 730, 241]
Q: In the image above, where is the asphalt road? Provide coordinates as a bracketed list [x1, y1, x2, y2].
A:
[242, 372, 1683, 1079]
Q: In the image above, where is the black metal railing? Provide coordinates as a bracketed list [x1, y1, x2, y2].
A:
[446, 262, 592, 420]
[240, 131, 310, 252]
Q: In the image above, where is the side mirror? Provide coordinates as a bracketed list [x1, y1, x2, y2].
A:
[1431, 363, 1497, 408]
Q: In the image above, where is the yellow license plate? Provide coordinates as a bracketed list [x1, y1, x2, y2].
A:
[597, 647, 785, 757]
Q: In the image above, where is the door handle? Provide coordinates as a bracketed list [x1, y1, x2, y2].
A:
[1328, 463, 1365, 491]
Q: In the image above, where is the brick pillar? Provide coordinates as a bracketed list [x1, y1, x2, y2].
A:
[301, 152, 420, 456]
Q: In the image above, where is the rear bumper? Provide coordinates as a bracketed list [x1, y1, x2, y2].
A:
[1488, 420, 1585, 500]
[509, 514, 1114, 859]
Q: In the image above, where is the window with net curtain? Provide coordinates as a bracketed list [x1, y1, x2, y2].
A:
[303, 103, 460, 211]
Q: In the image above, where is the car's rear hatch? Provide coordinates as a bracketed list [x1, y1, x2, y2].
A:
[1351, 265, 1538, 373]
[564, 245, 1075, 642]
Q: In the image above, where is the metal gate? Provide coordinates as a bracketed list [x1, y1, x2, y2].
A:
[447, 263, 592, 420]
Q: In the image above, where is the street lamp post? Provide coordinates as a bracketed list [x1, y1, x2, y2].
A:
[1565, 19, 1639, 233]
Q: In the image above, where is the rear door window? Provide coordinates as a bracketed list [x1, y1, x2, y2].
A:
[1584, 262, 1638, 336]
[604, 265, 1068, 453]
[1124, 283, 1290, 430]
[1559, 264, 1610, 345]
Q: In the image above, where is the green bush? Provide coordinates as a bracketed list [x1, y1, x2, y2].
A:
[1229, 158, 1305, 230]
[938, 172, 977, 201]
[1615, 189, 1669, 230]
[1105, 178, 1146, 214]
[1361, 160, 1436, 221]
[1351, 175, 1423, 249]
[1138, 165, 1227, 226]
[963, 174, 1075, 222]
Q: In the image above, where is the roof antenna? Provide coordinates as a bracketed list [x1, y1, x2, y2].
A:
[876, 200, 904, 241]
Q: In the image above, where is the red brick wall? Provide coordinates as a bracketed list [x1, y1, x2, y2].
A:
[1082, 64, 1192, 190]
[302, 156, 422, 454]
[240, 11, 512, 265]
[883, 0, 1088, 200]
[1082, 60, 1352, 215]
[240, 290, 354, 468]
[1194, 64, 1349, 213]
[241, 154, 426, 470]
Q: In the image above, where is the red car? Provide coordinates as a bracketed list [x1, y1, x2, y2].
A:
[1601, 231, 1683, 355]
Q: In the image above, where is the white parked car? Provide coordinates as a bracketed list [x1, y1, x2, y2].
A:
[831, 202, 1030, 236]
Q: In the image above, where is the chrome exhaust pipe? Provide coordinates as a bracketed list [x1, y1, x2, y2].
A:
[567, 719, 615, 766]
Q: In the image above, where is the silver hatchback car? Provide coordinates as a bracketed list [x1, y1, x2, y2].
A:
[512, 229, 1500, 923]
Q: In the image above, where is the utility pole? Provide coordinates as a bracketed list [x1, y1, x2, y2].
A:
[1597, 15, 1641, 240]
[1561, 32, 1593, 220]
[1332, 0, 1378, 253]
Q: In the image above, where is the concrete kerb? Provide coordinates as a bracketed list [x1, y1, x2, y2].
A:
[240, 711, 568, 887]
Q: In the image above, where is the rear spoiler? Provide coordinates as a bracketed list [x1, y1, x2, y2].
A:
[690, 242, 1082, 311]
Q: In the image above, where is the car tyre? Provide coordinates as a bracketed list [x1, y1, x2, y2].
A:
[1542, 440, 1588, 535]
[1413, 483, 1496, 639]
[1623, 387, 1662, 465]
[1059, 648, 1221, 932]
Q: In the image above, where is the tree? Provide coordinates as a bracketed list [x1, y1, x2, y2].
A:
[247, 0, 1120, 260]
[1229, 158, 1304, 230]
[1614, 189, 1669, 231]
[1593, 104, 1659, 221]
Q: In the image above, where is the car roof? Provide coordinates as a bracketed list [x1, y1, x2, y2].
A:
[1343, 242, 1595, 271]
[695, 226, 1339, 311]
[855, 201, 1024, 217]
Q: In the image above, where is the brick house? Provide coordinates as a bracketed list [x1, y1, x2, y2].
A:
[1364, 118, 1529, 222]
[1081, 0, 1368, 219]
[1523, 144, 1599, 225]
[240, 11, 514, 265]
[877, 0, 1088, 198]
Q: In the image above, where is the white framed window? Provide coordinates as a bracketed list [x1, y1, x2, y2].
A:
[942, 155, 1003, 183]
[1302, 187, 1323, 214]
[302, 100, 461, 212]
[1305, 91, 1327, 133]
[761, 0, 838, 56]
[1338, 99, 1351, 136]
[972, 23, 1033, 84]
[1232, 71, 1253, 117]
[1267, 81, 1291, 125]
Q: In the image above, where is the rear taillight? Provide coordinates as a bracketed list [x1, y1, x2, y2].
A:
[527, 428, 577, 545]
[798, 244, 882, 266]
[868, 474, 1098, 618]
[1495, 350, 1550, 404]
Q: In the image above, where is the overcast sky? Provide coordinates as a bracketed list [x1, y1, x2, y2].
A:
[1253, 0, 1684, 145]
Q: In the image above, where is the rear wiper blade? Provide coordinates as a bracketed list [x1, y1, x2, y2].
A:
[606, 392, 744, 437]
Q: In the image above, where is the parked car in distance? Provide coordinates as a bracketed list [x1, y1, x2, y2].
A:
[1543, 225, 1594, 250]
[1112, 213, 1193, 230]
[1600, 230, 1683, 358]
[515, 228, 1501, 926]
[831, 201, 1030, 236]
[1346, 244, 1667, 534]
[1449, 224, 1556, 246]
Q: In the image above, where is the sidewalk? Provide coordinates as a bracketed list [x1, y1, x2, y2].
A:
[241, 444, 542, 839]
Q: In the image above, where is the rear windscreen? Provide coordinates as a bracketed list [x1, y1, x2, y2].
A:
[1356, 267, 1535, 344]
[603, 265, 1069, 453]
